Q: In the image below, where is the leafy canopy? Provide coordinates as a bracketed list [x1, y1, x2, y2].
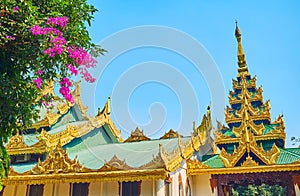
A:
[0, 0, 104, 185]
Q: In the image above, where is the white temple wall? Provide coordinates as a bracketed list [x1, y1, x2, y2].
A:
[190, 174, 216, 196]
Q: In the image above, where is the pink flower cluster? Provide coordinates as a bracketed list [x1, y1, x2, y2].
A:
[67, 46, 96, 82]
[6, 35, 15, 40]
[33, 69, 43, 89]
[80, 68, 96, 83]
[30, 25, 62, 36]
[59, 78, 74, 103]
[46, 16, 69, 27]
[44, 35, 66, 57]
[66, 64, 78, 75]
[31, 16, 97, 103]
[13, 6, 20, 13]
[67, 46, 97, 68]
[33, 78, 42, 89]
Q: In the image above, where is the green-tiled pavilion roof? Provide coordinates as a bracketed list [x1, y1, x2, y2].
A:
[203, 148, 300, 169]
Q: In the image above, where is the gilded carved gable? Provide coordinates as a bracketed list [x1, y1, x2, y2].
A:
[6, 132, 29, 150]
[29, 142, 87, 175]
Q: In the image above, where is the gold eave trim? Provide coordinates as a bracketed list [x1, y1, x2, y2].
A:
[7, 146, 49, 155]
[215, 134, 286, 145]
[188, 163, 300, 175]
[3, 169, 166, 185]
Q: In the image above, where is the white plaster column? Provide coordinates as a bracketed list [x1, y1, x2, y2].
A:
[156, 179, 165, 196]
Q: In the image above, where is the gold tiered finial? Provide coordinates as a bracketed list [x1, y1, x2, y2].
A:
[235, 21, 248, 73]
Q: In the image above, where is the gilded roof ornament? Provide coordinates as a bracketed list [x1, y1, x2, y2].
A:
[124, 127, 151, 142]
[160, 129, 179, 139]
[235, 21, 248, 74]
[98, 155, 133, 171]
[29, 142, 88, 175]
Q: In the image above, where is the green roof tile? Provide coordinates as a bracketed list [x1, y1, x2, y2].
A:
[276, 148, 300, 164]
[67, 137, 190, 169]
[203, 154, 225, 168]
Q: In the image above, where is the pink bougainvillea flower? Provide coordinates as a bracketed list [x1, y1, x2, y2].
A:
[46, 16, 69, 27]
[13, 6, 20, 13]
[35, 69, 43, 75]
[5, 35, 15, 40]
[33, 78, 42, 89]
[66, 64, 78, 75]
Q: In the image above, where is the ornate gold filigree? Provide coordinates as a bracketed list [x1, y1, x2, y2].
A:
[187, 159, 211, 169]
[72, 82, 88, 119]
[97, 155, 133, 171]
[220, 145, 247, 168]
[6, 132, 28, 150]
[241, 155, 259, 167]
[29, 142, 88, 175]
[160, 129, 179, 139]
[124, 127, 150, 142]
[187, 163, 300, 176]
[178, 135, 194, 159]
[138, 154, 165, 169]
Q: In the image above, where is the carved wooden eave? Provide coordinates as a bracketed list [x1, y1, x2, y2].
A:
[4, 145, 168, 185]
[31, 102, 71, 129]
[3, 168, 167, 185]
[8, 113, 123, 155]
[232, 76, 257, 90]
[72, 81, 88, 119]
[138, 154, 165, 170]
[178, 135, 194, 159]
[187, 159, 211, 170]
[226, 104, 271, 127]
[213, 130, 232, 141]
[158, 124, 210, 172]
[215, 133, 286, 146]
[28, 143, 90, 175]
[3, 113, 214, 185]
[6, 132, 29, 150]
[187, 163, 300, 176]
[92, 97, 123, 142]
[160, 129, 179, 139]
[6, 131, 52, 155]
[31, 82, 88, 129]
[215, 115, 286, 146]
[220, 145, 247, 168]
[194, 107, 212, 134]
[232, 120, 265, 137]
[219, 130, 280, 167]
[124, 128, 150, 143]
[240, 155, 259, 167]
[97, 155, 133, 172]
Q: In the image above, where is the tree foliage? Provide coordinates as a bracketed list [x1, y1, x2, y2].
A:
[0, 0, 104, 185]
[232, 183, 287, 196]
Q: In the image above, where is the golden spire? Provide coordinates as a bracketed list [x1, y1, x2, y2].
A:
[235, 21, 248, 73]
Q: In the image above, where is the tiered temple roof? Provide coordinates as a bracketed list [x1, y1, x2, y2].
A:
[3, 81, 215, 185]
[188, 23, 300, 175]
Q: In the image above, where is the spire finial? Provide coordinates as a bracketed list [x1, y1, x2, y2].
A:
[235, 21, 248, 73]
[235, 20, 241, 38]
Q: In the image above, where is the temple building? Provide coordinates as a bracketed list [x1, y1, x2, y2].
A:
[2, 24, 300, 196]
[187, 23, 300, 195]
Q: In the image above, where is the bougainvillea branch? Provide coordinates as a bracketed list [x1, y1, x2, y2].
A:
[0, 0, 106, 188]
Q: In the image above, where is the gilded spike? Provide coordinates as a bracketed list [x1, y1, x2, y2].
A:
[235, 21, 248, 73]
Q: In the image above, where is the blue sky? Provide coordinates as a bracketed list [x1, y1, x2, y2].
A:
[82, 1, 300, 146]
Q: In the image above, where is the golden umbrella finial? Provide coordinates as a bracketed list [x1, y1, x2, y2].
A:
[235, 20, 248, 72]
